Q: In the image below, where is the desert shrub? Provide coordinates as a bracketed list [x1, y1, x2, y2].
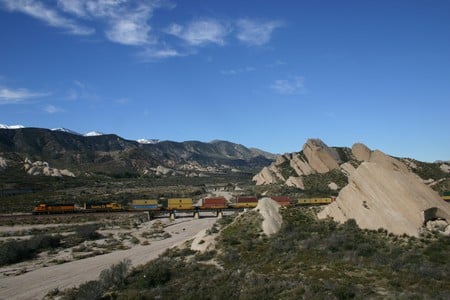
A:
[99, 259, 131, 289]
[73, 280, 103, 300]
[75, 224, 102, 240]
[0, 234, 61, 266]
[142, 259, 172, 288]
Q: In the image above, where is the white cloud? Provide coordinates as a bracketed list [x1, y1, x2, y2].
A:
[0, 0, 94, 35]
[220, 66, 255, 75]
[270, 76, 306, 95]
[138, 46, 183, 61]
[44, 104, 64, 114]
[0, 87, 49, 104]
[166, 19, 229, 46]
[236, 18, 283, 46]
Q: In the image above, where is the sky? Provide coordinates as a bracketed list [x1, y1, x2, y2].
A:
[0, 0, 449, 162]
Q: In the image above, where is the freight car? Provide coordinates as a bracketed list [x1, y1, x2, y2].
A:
[199, 197, 228, 209]
[231, 196, 258, 208]
[297, 197, 336, 205]
[33, 203, 76, 214]
[270, 196, 292, 206]
[83, 202, 123, 212]
[167, 198, 193, 210]
[130, 199, 161, 210]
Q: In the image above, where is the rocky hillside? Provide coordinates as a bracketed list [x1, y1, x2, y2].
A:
[318, 149, 450, 237]
[253, 139, 450, 194]
[0, 128, 274, 177]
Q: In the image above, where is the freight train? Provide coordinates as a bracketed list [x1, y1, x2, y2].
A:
[32, 202, 123, 214]
[32, 195, 339, 214]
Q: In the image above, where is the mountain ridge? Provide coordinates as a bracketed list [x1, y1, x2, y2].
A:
[0, 127, 274, 177]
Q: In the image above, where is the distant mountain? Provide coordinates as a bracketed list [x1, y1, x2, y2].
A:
[84, 131, 105, 137]
[0, 127, 274, 177]
[137, 139, 160, 144]
[52, 128, 81, 135]
[0, 123, 25, 129]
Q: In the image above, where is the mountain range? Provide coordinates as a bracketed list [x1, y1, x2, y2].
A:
[0, 126, 276, 177]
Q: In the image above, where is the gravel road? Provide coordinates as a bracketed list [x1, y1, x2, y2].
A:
[0, 217, 217, 300]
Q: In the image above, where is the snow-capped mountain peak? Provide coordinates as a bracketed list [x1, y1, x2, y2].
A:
[137, 138, 160, 144]
[0, 123, 25, 129]
[84, 131, 105, 137]
[51, 128, 81, 135]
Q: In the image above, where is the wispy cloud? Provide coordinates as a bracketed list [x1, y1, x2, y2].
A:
[0, 0, 94, 35]
[236, 18, 283, 46]
[270, 76, 306, 95]
[137, 45, 184, 62]
[166, 19, 229, 46]
[44, 104, 64, 114]
[220, 66, 255, 75]
[0, 87, 49, 104]
[0, 1, 284, 60]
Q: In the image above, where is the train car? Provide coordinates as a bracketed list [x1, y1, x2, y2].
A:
[130, 199, 160, 210]
[270, 196, 292, 206]
[33, 203, 76, 214]
[84, 202, 123, 212]
[232, 196, 258, 208]
[442, 196, 450, 203]
[297, 197, 335, 205]
[167, 198, 193, 210]
[200, 197, 228, 209]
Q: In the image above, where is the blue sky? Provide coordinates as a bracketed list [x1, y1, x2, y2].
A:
[0, 0, 449, 162]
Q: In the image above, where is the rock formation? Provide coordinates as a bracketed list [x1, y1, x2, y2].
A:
[23, 159, 75, 177]
[254, 198, 283, 236]
[318, 150, 450, 237]
[0, 156, 7, 169]
[253, 138, 354, 190]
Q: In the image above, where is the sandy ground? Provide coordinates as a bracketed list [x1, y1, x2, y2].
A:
[0, 217, 217, 300]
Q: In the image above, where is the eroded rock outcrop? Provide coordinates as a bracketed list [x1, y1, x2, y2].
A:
[0, 156, 7, 169]
[253, 138, 355, 189]
[254, 198, 283, 236]
[23, 159, 75, 177]
[318, 151, 450, 237]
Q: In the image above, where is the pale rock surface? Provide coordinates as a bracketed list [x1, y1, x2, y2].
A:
[440, 164, 450, 173]
[302, 139, 340, 173]
[286, 176, 304, 189]
[23, 160, 75, 177]
[252, 164, 284, 184]
[318, 156, 450, 237]
[352, 143, 371, 161]
[0, 156, 7, 169]
[190, 228, 217, 253]
[340, 162, 356, 176]
[290, 154, 315, 175]
[254, 198, 283, 236]
[328, 182, 339, 190]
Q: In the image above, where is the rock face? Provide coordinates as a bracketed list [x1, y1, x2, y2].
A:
[318, 151, 450, 237]
[254, 198, 283, 236]
[0, 156, 7, 169]
[23, 159, 75, 177]
[302, 139, 340, 173]
[253, 138, 353, 189]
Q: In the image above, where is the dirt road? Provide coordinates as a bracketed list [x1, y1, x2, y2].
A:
[0, 217, 217, 300]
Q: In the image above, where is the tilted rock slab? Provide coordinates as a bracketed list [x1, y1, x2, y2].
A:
[318, 154, 450, 237]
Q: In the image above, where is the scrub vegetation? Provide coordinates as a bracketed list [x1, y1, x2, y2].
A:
[64, 206, 450, 299]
